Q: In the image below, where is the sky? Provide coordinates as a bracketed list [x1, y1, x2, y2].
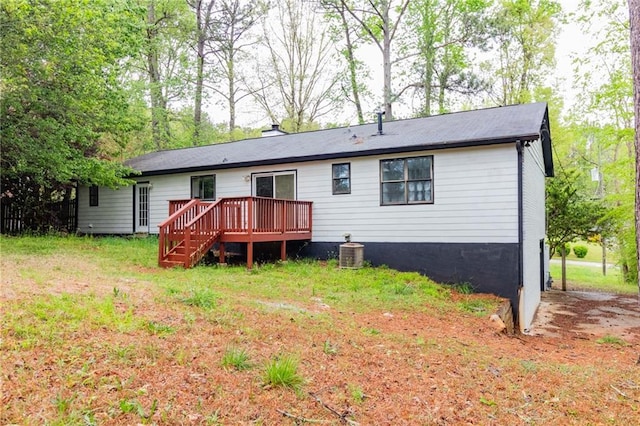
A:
[228, 0, 608, 129]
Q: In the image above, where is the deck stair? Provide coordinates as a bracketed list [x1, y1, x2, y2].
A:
[158, 196, 312, 269]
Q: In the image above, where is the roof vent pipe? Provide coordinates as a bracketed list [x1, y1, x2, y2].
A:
[377, 111, 385, 135]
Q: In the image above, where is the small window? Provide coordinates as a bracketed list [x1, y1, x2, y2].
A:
[191, 175, 215, 200]
[332, 163, 351, 195]
[380, 156, 433, 205]
[89, 186, 99, 206]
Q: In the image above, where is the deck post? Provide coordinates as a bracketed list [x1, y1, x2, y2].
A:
[219, 242, 226, 264]
[247, 242, 253, 269]
[184, 228, 191, 268]
[281, 200, 287, 233]
[280, 240, 286, 261]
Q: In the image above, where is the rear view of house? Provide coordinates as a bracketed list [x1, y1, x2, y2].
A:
[77, 102, 553, 331]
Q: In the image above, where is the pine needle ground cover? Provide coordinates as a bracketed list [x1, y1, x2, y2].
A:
[1, 236, 638, 424]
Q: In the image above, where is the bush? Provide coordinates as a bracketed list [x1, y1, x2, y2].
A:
[573, 245, 588, 258]
[563, 243, 571, 255]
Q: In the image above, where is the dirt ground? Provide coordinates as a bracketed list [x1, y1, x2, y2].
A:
[530, 288, 640, 341]
[2, 256, 640, 424]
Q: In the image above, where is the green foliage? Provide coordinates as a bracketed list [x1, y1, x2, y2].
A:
[0, 0, 141, 231]
[483, 0, 561, 105]
[179, 288, 218, 310]
[453, 282, 475, 294]
[322, 339, 338, 355]
[262, 354, 305, 390]
[596, 335, 627, 346]
[221, 347, 252, 371]
[0, 0, 141, 187]
[573, 245, 588, 258]
[546, 169, 607, 258]
[349, 384, 366, 404]
[569, 0, 636, 284]
[407, 0, 491, 116]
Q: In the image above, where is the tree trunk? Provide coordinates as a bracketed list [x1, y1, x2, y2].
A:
[628, 0, 640, 299]
[194, 12, 205, 145]
[339, 6, 364, 124]
[602, 238, 607, 276]
[561, 247, 567, 292]
[228, 56, 236, 134]
[382, 6, 393, 121]
[146, 1, 169, 150]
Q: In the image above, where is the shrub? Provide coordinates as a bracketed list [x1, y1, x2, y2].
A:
[573, 245, 588, 258]
[562, 243, 571, 255]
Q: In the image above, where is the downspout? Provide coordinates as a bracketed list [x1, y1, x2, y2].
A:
[516, 140, 524, 331]
[132, 184, 136, 234]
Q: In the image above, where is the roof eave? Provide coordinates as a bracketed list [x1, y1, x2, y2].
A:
[130, 135, 537, 178]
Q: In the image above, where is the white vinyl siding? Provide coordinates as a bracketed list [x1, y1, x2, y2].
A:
[520, 139, 547, 332]
[301, 145, 518, 244]
[78, 144, 519, 243]
[77, 185, 133, 234]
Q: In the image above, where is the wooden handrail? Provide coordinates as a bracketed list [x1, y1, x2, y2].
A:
[158, 199, 201, 265]
[159, 196, 313, 268]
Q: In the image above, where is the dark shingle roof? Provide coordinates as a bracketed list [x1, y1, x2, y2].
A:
[126, 102, 552, 176]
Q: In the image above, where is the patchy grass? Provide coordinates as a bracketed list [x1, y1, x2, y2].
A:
[262, 354, 305, 391]
[221, 346, 252, 371]
[1, 235, 639, 424]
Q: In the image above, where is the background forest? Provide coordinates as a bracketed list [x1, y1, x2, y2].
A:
[0, 0, 637, 282]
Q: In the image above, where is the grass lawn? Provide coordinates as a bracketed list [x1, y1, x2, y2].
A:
[552, 240, 617, 264]
[1, 235, 639, 425]
[549, 262, 637, 294]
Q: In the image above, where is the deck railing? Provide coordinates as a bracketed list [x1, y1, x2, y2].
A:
[160, 196, 313, 268]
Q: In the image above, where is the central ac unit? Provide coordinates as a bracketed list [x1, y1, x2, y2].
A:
[339, 243, 364, 269]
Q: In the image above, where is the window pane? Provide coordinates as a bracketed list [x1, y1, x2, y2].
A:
[333, 178, 350, 194]
[332, 163, 349, 178]
[275, 174, 295, 199]
[89, 186, 99, 206]
[191, 177, 200, 198]
[381, 159, 404, 181]
[407, 157, 431, 180]
[256, 176, 274, 198]
[202, 176, 215, 200]
[382, 182, 405, 204]
[408, 180, 431, 202]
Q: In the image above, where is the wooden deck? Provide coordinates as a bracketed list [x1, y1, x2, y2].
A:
[158, 196, 312, 268]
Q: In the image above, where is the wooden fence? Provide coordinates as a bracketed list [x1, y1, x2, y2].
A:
[0, 198, 77, 234]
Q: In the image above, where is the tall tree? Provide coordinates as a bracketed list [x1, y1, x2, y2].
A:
[252, 0, 340, 132]
[321, 0, 411, 121]
[406, 0, 490, 116]
[628, 0, 640, 292]
[1, 0, 140, 230]
[546, 169, 606, 290]
[209, 0, 264, 134]
[188, 0, 217, 144]
[141, 0, 193, 150]
[572, 0, 636, 283]
[484, 0, 560, 105]
[320, 0, 370, 124]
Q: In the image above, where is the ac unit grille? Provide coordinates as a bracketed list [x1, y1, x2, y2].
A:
[339, 243, 364, 269]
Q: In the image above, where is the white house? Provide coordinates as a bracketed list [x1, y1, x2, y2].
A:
[77, 103, 554, 331]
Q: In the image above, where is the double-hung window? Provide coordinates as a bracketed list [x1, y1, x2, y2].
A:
[332, 163, 351, 195]
[380, 156, 433, 205]
[191, 175, 215, 200]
